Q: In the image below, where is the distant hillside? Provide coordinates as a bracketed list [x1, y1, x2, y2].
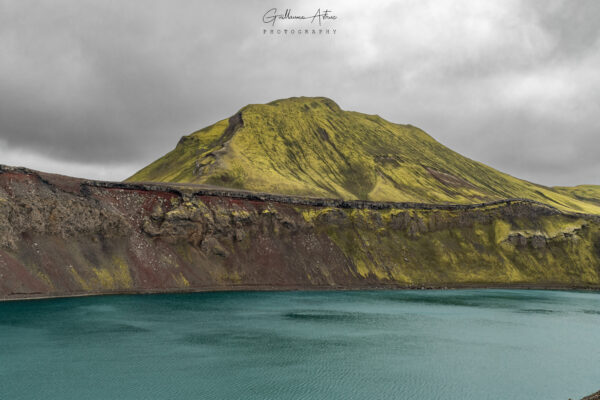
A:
[553, 185, 600, 207]
[127, 97, 600, 214]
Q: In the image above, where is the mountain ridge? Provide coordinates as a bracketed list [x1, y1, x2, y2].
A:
[127, 96, 600, 215]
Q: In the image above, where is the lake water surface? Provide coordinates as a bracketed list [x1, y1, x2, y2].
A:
[1, 289, 599, 399]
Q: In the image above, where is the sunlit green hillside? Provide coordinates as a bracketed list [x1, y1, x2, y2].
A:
[127, 97, 600, 214]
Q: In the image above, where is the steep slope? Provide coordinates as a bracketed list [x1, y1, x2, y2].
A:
[2, 165, 600, 300]
[127, 97, 600, 214]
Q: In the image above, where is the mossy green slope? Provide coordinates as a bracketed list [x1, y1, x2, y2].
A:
[302, 204, 600, 287]
[553, 185, 600, 207]
[127, 97, 600, 214]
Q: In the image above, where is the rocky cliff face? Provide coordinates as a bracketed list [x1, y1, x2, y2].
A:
[1, 165, 599, 300]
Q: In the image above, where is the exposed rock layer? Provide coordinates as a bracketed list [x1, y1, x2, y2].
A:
[1, 165, 599, 300]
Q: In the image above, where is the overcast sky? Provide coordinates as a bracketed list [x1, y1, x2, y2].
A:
[0, 0, 598, 185]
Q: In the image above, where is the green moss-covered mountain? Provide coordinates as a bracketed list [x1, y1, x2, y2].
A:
[127, 97, 600, 214]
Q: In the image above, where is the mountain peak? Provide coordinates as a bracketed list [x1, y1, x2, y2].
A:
[265, 96, 341, 110]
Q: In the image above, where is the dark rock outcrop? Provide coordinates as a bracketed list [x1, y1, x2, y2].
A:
[581, 390, 600, 400]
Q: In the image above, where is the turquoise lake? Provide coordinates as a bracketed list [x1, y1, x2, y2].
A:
[1, 290, 599, 399]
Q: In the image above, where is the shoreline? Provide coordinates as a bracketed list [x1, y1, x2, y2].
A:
[3, 282, 599, 302]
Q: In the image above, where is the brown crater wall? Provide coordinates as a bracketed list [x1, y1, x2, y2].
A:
[1, 165, 599, 300]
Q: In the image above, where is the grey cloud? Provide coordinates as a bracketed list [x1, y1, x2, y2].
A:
[0, 0, 598, 185]
[532, 0, 600, 57]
